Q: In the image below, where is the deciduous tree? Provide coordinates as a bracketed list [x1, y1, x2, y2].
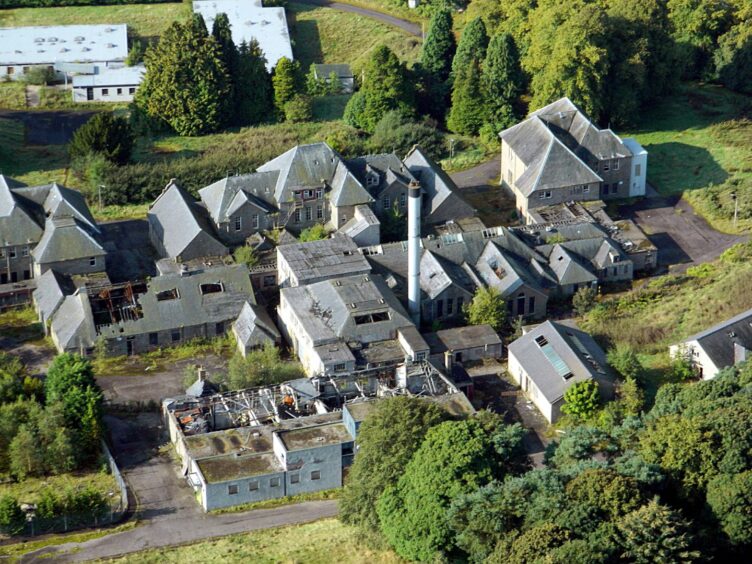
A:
[562, 380, 601, 420]
[464, 286, 506, 332]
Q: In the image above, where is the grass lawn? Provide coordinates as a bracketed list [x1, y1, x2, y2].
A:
[95, 203, 151, 223]
[0, 118, 70, 187]
[621, 83, 752, 233]
[0, 468, 120, 507]
[107, 518, 401, 563]
[312, 94, 351, 121]
[0, 521, 137, 559]
[289, 2, 421, 73]
[0, 306, 43, 342]
[209, 489, 339, 515]
[0, 1, 190, 41]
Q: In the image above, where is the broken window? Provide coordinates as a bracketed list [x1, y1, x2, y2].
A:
[249, 480, 259, 491]
[354, 311, 390, 325]
[200, 283, 223, 295]
[290, 473, 300, 484]
[228, 484, 238, 495]
[156, 289, 179, 301]
[311, 470, 321, 481]
[334, 363, 346, 372]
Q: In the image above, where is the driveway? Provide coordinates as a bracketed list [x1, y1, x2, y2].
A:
[620, 186, 748, 272]
[295, 0, 421, 36]
[450, 157, 500, 189]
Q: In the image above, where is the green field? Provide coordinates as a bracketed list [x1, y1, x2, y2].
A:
[0, 117, 70, 187]
[107, 518, 401, 563]
[621, 84, 752, 233]
[289, 2, 421, 73]
[0, 468, 120, 507]
[0, 1, 190, 40]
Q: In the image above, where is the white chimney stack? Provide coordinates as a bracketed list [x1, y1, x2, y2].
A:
[407, 180, 421, 325]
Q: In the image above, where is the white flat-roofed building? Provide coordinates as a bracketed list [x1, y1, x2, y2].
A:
[192, 0, 293, 70]
[72, 64, 145, 103]
[0, 24, 129, 81]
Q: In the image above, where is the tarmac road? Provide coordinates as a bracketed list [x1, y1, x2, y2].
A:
[295, 0, 422, 37]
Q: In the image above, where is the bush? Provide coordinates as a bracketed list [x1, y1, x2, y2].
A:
[369, 110, 447, 159]
[573, 286, 598, 317]
[233, 246, 259, 268]
[561, 380, 601, 420]
[0, 495, 25, 536]
[69, 113, 134, 166]
[284, 95, 313, 123]
[298, 223, 329, 242]
[221, 345, 303, 390]
[343, 91, 367, 129]
[22, 67, 54, 86]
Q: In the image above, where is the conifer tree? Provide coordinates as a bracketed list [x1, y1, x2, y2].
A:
[272, 56, 300, 115]
[355, 45, 413, 132]
[211, 12, 238, 124]
[420, 8, 456, 119]
[236, 40, 273, 125]
[452, 17, 489, 79]
[447, 58, 487, 135]
[482, 32, 523, 128]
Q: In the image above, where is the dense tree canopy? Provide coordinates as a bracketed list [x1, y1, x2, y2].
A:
[68, 113, 134, 165]
[464, 286, 507, 332]
[452, 17, 489, 79]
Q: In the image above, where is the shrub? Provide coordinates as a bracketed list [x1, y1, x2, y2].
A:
[573, 286, 598, 317]
[562, 380, 601, 420]
[369, 110, 447, 159]
[0, 495, 25, 536]
[233, 245, 259, 268]
[283, 95, 313, 123]
[464, 287, 506, 332]
[69, 113, 134, 166]
[22, 67, 54, 86]
[298, 223, 329, 242]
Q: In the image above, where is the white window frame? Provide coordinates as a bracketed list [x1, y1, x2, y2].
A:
[613, 159, 620, 171]
[252, 214, 259, 229]
[382, 195, 391, 210]
[234, 216, 242, 231]
[89, 257, 97, 266]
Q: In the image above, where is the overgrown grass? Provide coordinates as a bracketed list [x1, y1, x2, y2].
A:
[311, 94, 351, 121]
[439, 139, 494, 173]
[0, 118, 70, 186]
[0, 467, 119, 506]
[94, 203, 151, 223]
[0, 1, 190, 40]
[209, 489, 339, 515]
[0, 306, 43, 342]
[106, 518, 401, 563]
[621, 83, 752, 233]
[289, 2, 421, 74]
[0, 520, 138, 559]
[580, 242, 752, 357]
[0, 82, 27, 110]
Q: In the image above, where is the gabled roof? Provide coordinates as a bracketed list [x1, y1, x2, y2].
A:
[403, 145, 475, 224]
[679, 308, 752, 372]
[51, 292, 96, 352]
[329, 160, 373, 207]
[508, 320, 610, 403]
[548, 244, 598, 286]
[475, 241, 545, 297]
[0, 177, 43, 247]
[33, 269, 75, 326]
[32, 216, 106, 264]
[148, 181, 227, 260]
[257, 143, 341, 204]
[346, 153, 416, 197]
[420, 250, 475, 299]
[233, 301, 281, 349]
[199, 172, 279, 224]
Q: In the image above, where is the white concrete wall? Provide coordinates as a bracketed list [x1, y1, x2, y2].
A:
[72, 84, 136, 103]
[669, 341, 719, 380]
[507, 351, 555, 423]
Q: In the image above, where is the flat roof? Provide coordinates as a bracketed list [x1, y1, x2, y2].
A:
[192, 0, 292, 70]
[344, 400, 377, 422]
[424, 324, 502, 354]
[277, 422, 352, 451]
[198, 452, 283, 483]
[184, 426, 274, 459]
[278, 235, 371, 283]
[72, 64, 145, 87]
[0, 24, 128, 66]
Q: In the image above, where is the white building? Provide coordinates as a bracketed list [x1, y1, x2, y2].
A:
[192, 0, 293, 70]
[72, 64, 145, 103]
[0, 24, 128, 82]
[622, 138, 648, 197]
[670, 308, 752, 380]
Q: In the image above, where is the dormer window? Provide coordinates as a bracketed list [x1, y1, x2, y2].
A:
[367, 172, 379, 187]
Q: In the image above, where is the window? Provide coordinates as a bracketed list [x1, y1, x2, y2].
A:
[602, 161, 610, 172]
[528, 295, 536, 313]
[252, 214, 259, 229]
[302, 189, 314, 199]
[316, 205, 323, 219]
[22, 67, 29, 74]
[415, 351, 427, 361]
[436, 299, 444, 318]
[102, 88, 109, 96]
[21, 246, 29, 257]
[0, 249, 4, 258]
[171, 329, 181, 343]
[354, 311, 390, 325]
[6, 67, 13, 75]
[583, 186, 590, 193]
[294, 209, 301, 223]
[149, 332, 158, 346]
[116, 88, 122, 95]
[613, 159, 620, 170]
[89, 256, 97, 266]
[538, 190, 552, 199]
[340, 215, 347, 224]
[200, 283, 223, 295]
[233, 216, 242, 231]
[128, 87, 136, 94]
[156, 289, 179, 301]
[228, 484, 238, 495]
[311, 470, 321, 481]
[399, 193, 406, 207]
[635, 164, 641, 176]
[23, 270, 30, 280]
[270, 477, 280, 487]
[216, 321, 225, 335]
[305, 206, 312, 221]
[457, 296, 464, 311]
[334, 363, 346, 372]
[290, 473, 300, 484]
[9, 248, 16, 259]
[315, 188, 323, 199]
[382, 195, 391, 210]
[447, 298, 453, 315]
[264, 275, 275, 286]
[249, 480, 259, 491]
[611, 184, 618, 195]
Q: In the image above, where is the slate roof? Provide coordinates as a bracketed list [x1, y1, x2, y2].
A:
[508, 320, 610, 403]
[329, 160, 373, 207]
[0, 177, 43, 247]
[679, 308, 752, 371]
[313, 64, 353, 79]
[258, 143, 341, 204]
[50, 292, 97, 351]
[475, 241, 547, 297]
[420, 250, 475, 299]
[32, 216, 106, 264]
[148, 181, 227, 260]
[403, 146, 475, 224]
[547, 245, 598, 286]
[340, 204, 380, 242]
[346, 153, 416, 198]
[33, 269, 75, 326]
[424, 324, 501, 354]
[199, 173, 279, 225]
[233, 301, 281, 349]
[278, 233, 371, 284]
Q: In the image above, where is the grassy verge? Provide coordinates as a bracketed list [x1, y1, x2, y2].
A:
[209, 489, 339, 515]
[0, 307, 43, 342]
[94, 203, 151, 223]
[0, 1, 190, 40]
[105, 518, 401, 563]
[289, 2, 421, 73]
[312, 95, 351, 121]
[0, 520, 138, 559]
[0, 82, 27, 110]
[331, 0, 424, 23]
[0, 467, 119, 506]
[439, 138, 494, 173]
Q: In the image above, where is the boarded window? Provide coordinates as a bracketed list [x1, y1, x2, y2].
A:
[311, 470, 321, 481]
[200, 283, 223, 295]
[290, 473, 300, 484]
[249, 480, 259, 491]
[228, 484, 238, 495]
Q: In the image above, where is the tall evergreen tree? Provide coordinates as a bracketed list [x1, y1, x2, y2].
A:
[452, 17, 489, 78]
[272, 56, 300, 115]
[357, 45, 413, 132]
[236, 40, 273, 125]
[482, 32, 524, 128]
[136, 16, 230, 136]
[420, 8, 456, 119]
[211, 12, 238, 125]
[447, 58, 487, 136]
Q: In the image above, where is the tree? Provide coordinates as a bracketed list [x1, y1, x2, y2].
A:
[613, 499, 699, 563]
[565, 468, 645, 520]
[136, 15, 231, 136]
[9, 424, 44, 479]
[343, 91, 367, 129]
[447, 58, 487, 135]
[482, 32, 524, 129]
[452, 17, 489, 79]
[368, 110, 446, 160]
[358, 45, 414, 132]
[377, 418, 519, 561]
[607, 344, 643, 380]
[223, 345, 303, 390]
[670, 355, 697, 381]
[233, 245, 259, 268]
[668, 0, 733, 75]
[618, 377, 645, 418]
[562, 380, 600, 420]
[464, 286, 506, 332]
[45, 354, 97, 406]
[706, 470, 752, 545]
[572, 286, 597, 317]
[211, 12, 238, 124]
[0, 353, 25, 404]
[715, 24, 752, 94]
[298, 223, 328, 242]
[283, 94, 313, 123]
[235, 40, 273, 126]
[340, 396, 448, 529]
[420, 8, 456, 118]
[490, 522, 572, 564]
[272, 56, 300, 115]
[0, 496, 25, 536]
[125, 39, 145, 66]
[68, 113, 134, 166]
